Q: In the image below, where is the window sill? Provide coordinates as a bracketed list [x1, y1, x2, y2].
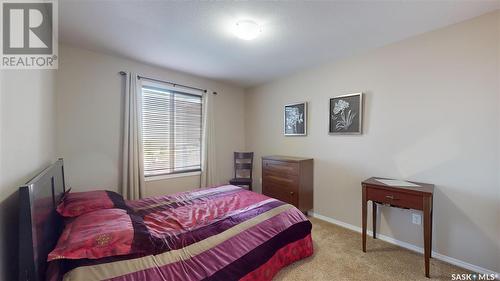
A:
[145, 171, 201, 182]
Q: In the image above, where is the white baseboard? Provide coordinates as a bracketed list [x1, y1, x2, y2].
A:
[308, 211, 499, 277]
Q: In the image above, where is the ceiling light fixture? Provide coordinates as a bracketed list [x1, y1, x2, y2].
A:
[234, 20, 262, 41]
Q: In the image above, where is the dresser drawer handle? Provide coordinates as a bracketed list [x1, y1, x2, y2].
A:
[385, 195, 398, 200]
[290, 191, 294, 196]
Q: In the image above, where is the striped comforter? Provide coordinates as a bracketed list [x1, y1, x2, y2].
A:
[62, 185, 313, 281]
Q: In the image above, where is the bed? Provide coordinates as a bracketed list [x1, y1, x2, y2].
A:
[19, 159, 313, 281]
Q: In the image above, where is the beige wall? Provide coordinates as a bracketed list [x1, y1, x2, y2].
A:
[245, 11, 500, 273]
[0, 70, 57, 281]
[56, 45, 245, 195]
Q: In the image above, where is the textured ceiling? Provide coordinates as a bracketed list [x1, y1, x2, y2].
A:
[60, 1, 499, 87]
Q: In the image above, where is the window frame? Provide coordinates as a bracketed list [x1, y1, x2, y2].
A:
[140, 80, 203, 179]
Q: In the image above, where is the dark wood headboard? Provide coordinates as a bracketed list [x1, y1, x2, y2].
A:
[19, 159, 66, 281]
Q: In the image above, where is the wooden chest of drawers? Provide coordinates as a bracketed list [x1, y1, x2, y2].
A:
[262, 156, 313, 213]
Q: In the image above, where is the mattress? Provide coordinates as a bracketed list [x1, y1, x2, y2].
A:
[59, 185, 313, 281]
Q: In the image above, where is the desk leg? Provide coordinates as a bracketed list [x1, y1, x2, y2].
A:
[430, 198, 433, 259]
[423, 197, 432, 278]
[362, 186, 367, 252]
[372, 202, 377, 239]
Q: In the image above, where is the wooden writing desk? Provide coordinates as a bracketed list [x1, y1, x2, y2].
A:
[362, 177, 434, 278]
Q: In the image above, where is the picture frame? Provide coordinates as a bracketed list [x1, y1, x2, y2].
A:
[284, 102, 307, 136]
[329, 93, 363, 134]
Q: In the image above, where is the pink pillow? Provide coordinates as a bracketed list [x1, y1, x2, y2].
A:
[57, 190, 127, 217]
[48, 209, 142, 261]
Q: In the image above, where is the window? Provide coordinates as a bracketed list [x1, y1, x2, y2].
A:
[141, 83, 202, 177]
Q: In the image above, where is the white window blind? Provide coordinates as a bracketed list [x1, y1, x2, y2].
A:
[141, 85, 202, 177]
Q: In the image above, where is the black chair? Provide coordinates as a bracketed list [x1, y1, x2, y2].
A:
[229, 152, 254, 191]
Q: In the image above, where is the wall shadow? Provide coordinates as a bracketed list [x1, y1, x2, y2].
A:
[0, 190, 19, 281]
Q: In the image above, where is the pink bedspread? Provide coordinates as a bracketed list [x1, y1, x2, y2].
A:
[59, 185, 313, 281]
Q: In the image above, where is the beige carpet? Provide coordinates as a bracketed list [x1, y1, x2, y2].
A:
[275, 217, 470, 281]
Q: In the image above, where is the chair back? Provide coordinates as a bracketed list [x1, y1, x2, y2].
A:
[234, 152, 254, 179]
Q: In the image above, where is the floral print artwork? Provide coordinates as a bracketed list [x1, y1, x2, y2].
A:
[329, 93, 362, 134]
[286, 107, 304, 132]
[332, 99, 356, 130]
[284, 103, 306, 135]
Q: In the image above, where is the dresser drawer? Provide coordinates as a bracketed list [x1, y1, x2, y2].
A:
[263, 181, 298, 206]
[262, 176, 299, 191]
[262, 173, 299, 188]
[366, 186, 422, 210]
[262, 160, 299, 176]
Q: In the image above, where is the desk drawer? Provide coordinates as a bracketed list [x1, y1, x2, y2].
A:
[366, 186, 422, 210]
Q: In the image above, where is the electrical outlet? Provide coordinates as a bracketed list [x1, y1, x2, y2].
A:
[412, 213, 422, 225]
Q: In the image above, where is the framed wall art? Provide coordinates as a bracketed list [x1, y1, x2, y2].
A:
[284, 102, 307, 136]
[329, 93, 363, 134]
